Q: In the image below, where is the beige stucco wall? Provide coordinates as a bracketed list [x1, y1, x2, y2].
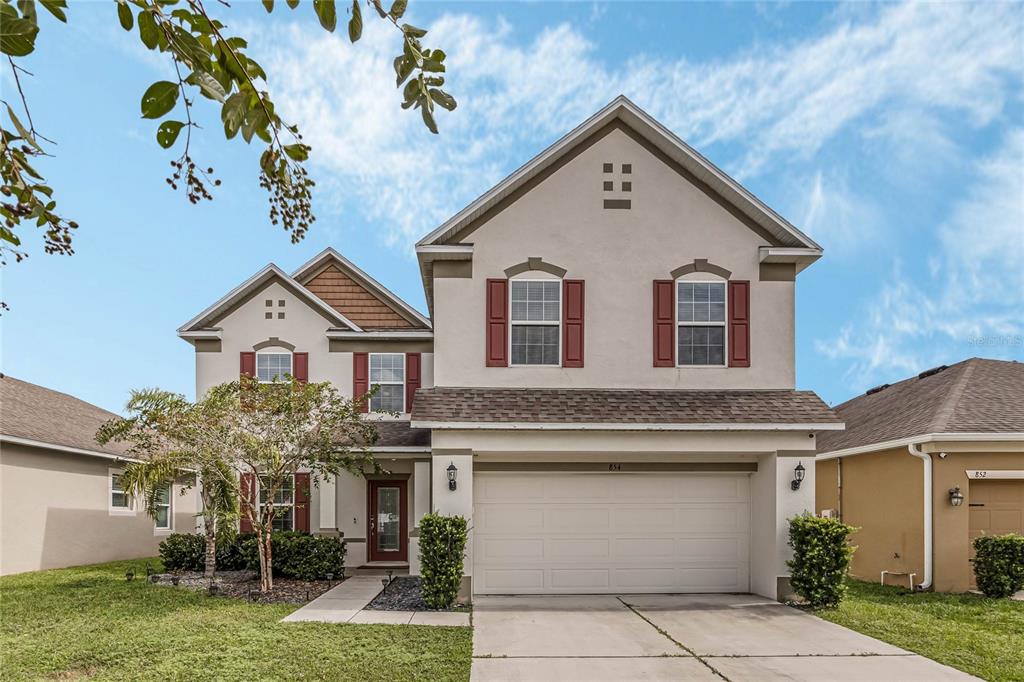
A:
[193, 279, 433, 415]
[0, 442, 200, 576]
[432, 127, 795, 390]
[816, 446, 1024, 592]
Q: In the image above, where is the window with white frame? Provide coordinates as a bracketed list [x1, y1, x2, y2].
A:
[510, 280, 560, 366]
[154, 482, 172, 530]
[677, 281, 727, 366]
[370, 353, 405, 413]
[258, 475, 294, 532]
[256, 351, 292, 382]
[110, 471, 131, 511]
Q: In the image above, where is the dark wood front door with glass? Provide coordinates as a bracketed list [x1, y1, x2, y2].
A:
[368, 480, 408, 562]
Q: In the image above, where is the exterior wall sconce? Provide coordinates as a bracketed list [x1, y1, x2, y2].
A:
[791, 462, 806, 491]
[447, 462, 458, 491]
[949, 487, 964, 507]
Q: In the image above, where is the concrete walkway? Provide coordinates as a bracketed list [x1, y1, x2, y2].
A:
[471, 594, 980, 681]
[281, 575, 469, 626]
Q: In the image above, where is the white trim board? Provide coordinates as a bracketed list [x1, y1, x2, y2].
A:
[967, 470, 1024, 480]
[410, 421, 844, 432]
[817, 432, 1024, 460]
[1, 435, 140, 463]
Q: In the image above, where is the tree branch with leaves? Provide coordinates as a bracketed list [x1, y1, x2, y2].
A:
[1, 0, 456, 308]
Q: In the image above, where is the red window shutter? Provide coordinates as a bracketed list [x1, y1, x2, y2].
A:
[562, 280, 585, 368]
[294, 473, 310, 532]
[292, 352, 309, 383]
[728, 280, 751, 368]
[240, 352, 256, 378]
[353, 352, 369, 413]
[239, 472, 255, 533]
[653, 280, 676, 367]
[485, 278, 509, 367]
[405, 352, 421, 412]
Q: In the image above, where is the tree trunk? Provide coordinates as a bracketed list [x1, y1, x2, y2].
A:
[203, 514, 217, 578]
[258, 527, 273, 592]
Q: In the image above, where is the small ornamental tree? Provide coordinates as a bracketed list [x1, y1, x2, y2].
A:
[216, 375, 378, 592]
[973, 534, 1024, 598]
[418, 513, 468, 609]
[787, 513, 857, 608]
[97, 388, 239, 578]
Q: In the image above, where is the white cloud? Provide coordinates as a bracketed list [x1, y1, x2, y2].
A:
[248, 2, 1022, 252]
[816, 129, 1024, 390]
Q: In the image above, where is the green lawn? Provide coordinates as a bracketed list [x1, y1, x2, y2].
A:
[0, 559, 471, 681]
[817, 579, 1024, 682]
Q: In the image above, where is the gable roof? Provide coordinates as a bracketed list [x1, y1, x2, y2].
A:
[416, 96, 823, 251]
[816, 358, 1024, 455]
[292, 248, 431, 330]
[0, 374, 132, 459]
[177, 263, 360, 336]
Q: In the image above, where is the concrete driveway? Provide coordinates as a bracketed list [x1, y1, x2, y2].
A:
[471, 594, 979, 681]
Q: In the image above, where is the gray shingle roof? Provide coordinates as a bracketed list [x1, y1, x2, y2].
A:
[370, 420, 430, 447]
[0, 375, 130, 457]
[412, 387, 840, 426]
[816, 358, 1024, 454]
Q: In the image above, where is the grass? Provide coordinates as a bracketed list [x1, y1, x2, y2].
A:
[817, 579, 1024, 682]
[0, 558, 471, 681]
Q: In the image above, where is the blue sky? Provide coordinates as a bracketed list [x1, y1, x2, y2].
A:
[2, 1, 1022, 414]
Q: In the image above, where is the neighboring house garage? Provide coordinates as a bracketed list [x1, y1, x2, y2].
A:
[816, 358, 1024, 593]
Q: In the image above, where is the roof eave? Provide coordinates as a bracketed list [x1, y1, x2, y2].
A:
[817, 431, 1024, 460]
[410, 421, 845, 432]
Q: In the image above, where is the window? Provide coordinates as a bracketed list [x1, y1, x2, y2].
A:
[510, 280, 560, 366]
[256, 351, 292, 382]
[154, 482, 172, 530]
[677, 281, 726, 366]
[259, 475, 294, 532]
[110, 471, 131, 511]
[370, 353, 405, 412]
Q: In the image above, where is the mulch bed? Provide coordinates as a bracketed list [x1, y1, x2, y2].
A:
[364, 577, 466, 612]
[149, 570, 340, 604]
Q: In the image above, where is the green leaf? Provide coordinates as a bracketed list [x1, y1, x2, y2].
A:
[17, 0, 37, 24]
[116, 1, 133, 31]
[137, 10, 159, 50]
[393, 55, 414, 86]
[401, 23, 426, 38]
[38, 0, 67, 21]
[388, 0, 406, 19]
[0, 17, 38, 56]
[140, 81, 179, 119]
[429, 88, 456, 111]
[5, 105, 42, 151]
[347, 0, 361, 42]
[187, 70, 227, 102]
[420, 103, 437, 134]
[221, 92, 247, 139]
[314, 0, 336, 32]
[286, 0, 299, 7]
[156, 120, 186, 149]
[283, 143, 309, 161]
[261, 0, 273, 11]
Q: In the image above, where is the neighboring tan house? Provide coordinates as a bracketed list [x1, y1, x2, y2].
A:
[178, 96, 843, 600]
[816, 358, 1024, 593]
[0, 375, 201, 576]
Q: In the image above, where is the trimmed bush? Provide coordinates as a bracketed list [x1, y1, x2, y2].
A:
[418, 513, 468, 609]
[973, 534, 1024, 598]
[787, 513, 857, 608]
[158, 531, 345, 579]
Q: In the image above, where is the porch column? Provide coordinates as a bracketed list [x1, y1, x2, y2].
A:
[318, 475, 337, 531]
[409, 461, 431, 576]
[432, 449, 474, 600]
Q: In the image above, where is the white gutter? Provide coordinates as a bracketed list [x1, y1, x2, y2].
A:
[410, 421, 844, 432]
[0, 434, 140, 463]
[817, 431, 1024, 460]
[907, 442, 933, 590]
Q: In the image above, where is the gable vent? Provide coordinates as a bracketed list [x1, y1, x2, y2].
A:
[865, 383, 890, 396]
[602, 162, 632, 210]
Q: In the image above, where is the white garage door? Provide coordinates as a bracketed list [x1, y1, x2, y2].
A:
[474, 472, 750, 594]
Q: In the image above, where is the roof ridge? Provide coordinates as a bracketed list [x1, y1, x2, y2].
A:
[927, 359, 976, 433]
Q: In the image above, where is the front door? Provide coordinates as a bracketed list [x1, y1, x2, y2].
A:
[368, 480, 408, 562]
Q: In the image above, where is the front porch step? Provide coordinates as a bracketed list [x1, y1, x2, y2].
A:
[354, 562, 409, 576]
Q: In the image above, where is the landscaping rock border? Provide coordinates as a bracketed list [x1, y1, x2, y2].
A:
[149, 570, 340, 604]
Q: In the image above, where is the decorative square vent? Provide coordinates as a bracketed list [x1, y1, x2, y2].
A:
[601, 162, 632, 209]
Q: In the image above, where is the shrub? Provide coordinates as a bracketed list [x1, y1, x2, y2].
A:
[418, 513, 468, 609]
[159, 533, 204, 571]
[973, 534, 1024, 598]
[787, 513, 857, 608]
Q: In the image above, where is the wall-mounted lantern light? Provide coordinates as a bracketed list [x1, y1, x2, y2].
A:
[949, 487, 964, 507]
[447, 462, 458, 491]
[791, 462, 806, 491]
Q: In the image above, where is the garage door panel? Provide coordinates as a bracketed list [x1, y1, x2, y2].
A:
[475, 472, 751, 595]
[477, 475, 544, 501]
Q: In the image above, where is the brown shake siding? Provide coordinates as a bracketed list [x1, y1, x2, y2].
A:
[304, 265, 416, 329]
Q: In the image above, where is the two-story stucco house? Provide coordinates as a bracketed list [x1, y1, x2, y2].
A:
[178, 97, 842, 601]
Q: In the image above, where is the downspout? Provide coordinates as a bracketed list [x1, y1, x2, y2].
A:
[907, 443, 933, 590]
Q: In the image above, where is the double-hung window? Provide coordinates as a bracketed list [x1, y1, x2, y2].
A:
[154, 482, 172, 531]
[109, 471, 131, 512]
[259, 475, 294, 531]
[677, 281, 726, 366]
[369, 353, 405, 412]
[510, 280, 560, 366]
[256, 351, 292, 382]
